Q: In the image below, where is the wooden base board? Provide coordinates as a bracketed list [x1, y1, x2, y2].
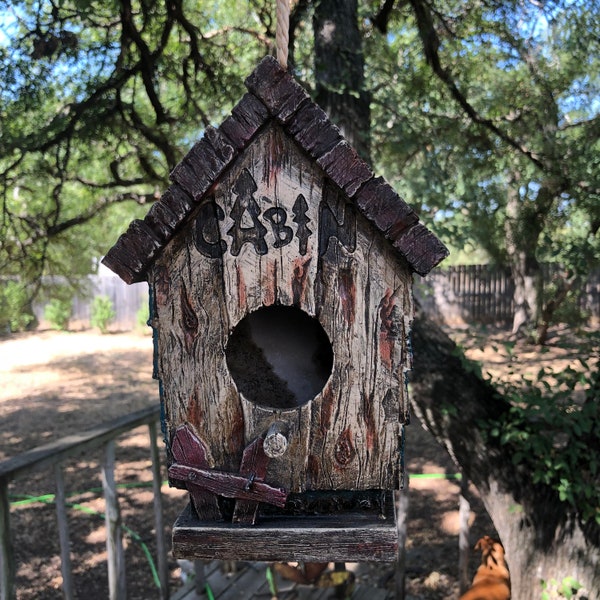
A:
[172, 496, 398, 563]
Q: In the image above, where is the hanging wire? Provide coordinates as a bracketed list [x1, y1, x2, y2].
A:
[276, 0, 290, 68]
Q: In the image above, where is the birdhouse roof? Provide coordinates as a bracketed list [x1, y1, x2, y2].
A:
[102, 56, 448, 283]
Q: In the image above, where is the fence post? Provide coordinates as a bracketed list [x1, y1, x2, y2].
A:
[102, 441, 127, 600]
[149, 423, 169, 599]
[54, 464, 74, 600]
[0, 478, 15, 600]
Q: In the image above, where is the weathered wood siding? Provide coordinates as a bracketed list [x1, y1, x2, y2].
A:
[151, 123, 412, 494]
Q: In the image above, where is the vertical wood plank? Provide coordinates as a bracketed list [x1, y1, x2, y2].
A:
[0, 479, 15, 600]
[148, 423, 169, 600]
[458, 476, 471, 595]
[193, 560, 206, 594]
[395, 483, 409, 600]
[54, 464, 74, 600]
[101, 441, 127, 600]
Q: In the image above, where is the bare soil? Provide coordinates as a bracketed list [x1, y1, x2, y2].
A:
[0, 324, 596, 599]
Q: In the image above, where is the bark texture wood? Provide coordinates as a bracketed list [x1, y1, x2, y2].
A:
[314, 0, 371, 161]
[102, 57, 448, 554]
[151, 122, 413, 497]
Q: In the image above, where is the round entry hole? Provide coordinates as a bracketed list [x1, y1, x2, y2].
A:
[225, 305, 333, 410]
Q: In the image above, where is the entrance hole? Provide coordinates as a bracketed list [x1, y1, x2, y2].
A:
[225, 305, 333, 410]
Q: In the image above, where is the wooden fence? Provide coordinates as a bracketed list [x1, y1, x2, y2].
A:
[416, 264, 600, 326]
[34, 273, 149, 332]
[33, 265, 600, 332]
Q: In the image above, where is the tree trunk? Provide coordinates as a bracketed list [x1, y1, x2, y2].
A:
[504, 179, 569, 343]
[504, 184, 543, 338]
[409, 308, 600, 598]
[508, 249, 542, 337]
[536, 269, 579, 346]
[313, 0, 371, 160]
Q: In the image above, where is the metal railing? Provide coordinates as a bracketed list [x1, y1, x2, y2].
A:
[0, 406, 168, 600]
[0, 404, 478, 600]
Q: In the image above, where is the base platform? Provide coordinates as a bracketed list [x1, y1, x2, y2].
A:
[172, 493, 398, 563]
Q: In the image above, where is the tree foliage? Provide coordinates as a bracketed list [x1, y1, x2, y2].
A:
[0, 0, 272, 324]
[487, 358, 599, 526]
[364, 0, 599, 339]
[410, 310, 599, 597]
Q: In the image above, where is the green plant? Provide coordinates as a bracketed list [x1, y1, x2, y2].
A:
[44, 298, 72, 331]
[90, 295, 115, 334]
[136, 301, 150, 330]
[0, 281, 36, 333]
[541, 576, 583, 599]
[485, 364, 599, 525]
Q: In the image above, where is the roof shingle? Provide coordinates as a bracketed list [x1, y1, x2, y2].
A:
[102, 56, 448, 283]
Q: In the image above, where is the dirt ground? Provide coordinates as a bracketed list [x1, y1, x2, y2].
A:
[0, 324, 597, 599]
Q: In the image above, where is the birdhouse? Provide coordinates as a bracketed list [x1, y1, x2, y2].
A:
[103, 56, 447, 563]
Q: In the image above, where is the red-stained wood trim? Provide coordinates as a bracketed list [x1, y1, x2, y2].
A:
[171, 424, 222, 521]
[168, 464, 288, 509]
[232, 437, 271, 525]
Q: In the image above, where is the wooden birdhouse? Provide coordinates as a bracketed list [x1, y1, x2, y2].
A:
[103, 56, 448, 563]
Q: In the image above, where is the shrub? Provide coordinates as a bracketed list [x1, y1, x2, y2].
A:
[90, 295, 115, 334]
[44, 298, 72, 331]
[541, 576, 583, 600]
[485, 360, 600, 525]
[0, 281, 36, 333]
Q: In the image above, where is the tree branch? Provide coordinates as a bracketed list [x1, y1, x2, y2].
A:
[168, 0, 214, 79]
[45, 191, 159, 239]
[372, 0, 397, 34]
[119, 0, 170, 124]
[407, 0, 545, 171]
[117, 95, 180, 169]
[409, 303, 600, 553]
